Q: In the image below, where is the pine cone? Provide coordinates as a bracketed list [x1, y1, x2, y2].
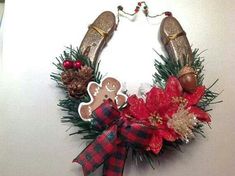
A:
[61, 66, 94, 98]
[61, 69, 79, 85]
[79, 65, 94, 80]
[67, 79, 87, 97]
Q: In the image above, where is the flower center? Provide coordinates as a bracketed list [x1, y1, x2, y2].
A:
[148, 113, 163, 126]
[172, 96, 188, 106]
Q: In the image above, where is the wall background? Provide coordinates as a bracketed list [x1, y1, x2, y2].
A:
[1, 0, 235, 176]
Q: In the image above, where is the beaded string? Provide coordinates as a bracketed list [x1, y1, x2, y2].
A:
[116, 1, 172, 29]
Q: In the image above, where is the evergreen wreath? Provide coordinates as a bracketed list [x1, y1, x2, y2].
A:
[51, 2, 221, 176]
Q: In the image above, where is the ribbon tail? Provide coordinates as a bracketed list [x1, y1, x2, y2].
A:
[73, 125, 118, 176]
[103, 144, 128, 176]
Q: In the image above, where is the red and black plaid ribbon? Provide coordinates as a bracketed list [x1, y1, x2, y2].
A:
[73, 100, 153, 176]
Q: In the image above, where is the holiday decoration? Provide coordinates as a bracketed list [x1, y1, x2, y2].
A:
[51, 2, 221, 176]
[51, 46, 102, 98]
[123, 76, 210, 154]
[78, 77, 127, 120]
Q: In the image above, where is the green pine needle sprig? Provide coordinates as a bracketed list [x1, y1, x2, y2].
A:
[50, 46, 102, 139]
[153, 48, 221, 110]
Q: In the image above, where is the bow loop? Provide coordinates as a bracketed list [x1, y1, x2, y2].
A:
[91, 99, 120, 131]
[74, 100, 153, 176]
[119, 121, 153, 148]
[73, 125, 118, 176]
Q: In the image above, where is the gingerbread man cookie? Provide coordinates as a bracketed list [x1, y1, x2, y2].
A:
[78, 77, 127, 121]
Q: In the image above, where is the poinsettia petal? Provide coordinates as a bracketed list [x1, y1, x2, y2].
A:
[148, 133, 163, 154]
[127, 94, 140, 105]
[164, 105, 179, 119]
[189, 106, 211, 122]
[146, 87, 163, 113]
[165, 76, 183, 97]
[184, 86, 205, 106]
[127, 95, 150, 119]
[158, 124, 178, 141]
[146, 87, 170, 114]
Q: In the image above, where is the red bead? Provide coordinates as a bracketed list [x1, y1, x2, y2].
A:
[63, 60, 74, 69]
[73, 60, 83, 69]
[135, 8, 139, 13]
[138, 2, 142, 6]
[165, 11, 172, 16]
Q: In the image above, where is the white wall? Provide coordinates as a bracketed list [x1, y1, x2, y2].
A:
[1, 0, 235, 176]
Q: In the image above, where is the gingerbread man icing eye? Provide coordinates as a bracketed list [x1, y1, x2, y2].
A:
[78, 77, 127, 121]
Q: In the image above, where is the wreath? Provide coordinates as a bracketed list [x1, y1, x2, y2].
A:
[51, 2, 221, 176]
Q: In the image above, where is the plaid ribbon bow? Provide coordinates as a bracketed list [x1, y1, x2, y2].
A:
[73, 100, 153, 176]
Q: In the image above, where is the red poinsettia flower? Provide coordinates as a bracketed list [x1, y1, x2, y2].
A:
[125, 76, 211, 154]
[126, 87, 178, 154]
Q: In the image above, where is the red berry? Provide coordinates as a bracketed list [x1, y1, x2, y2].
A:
[63, 60, 74, 69]
[135, 8, 139, 13]
[138, 2, 142, 6]
[73, 60, 83, 69]
[165, 11, 172, 16]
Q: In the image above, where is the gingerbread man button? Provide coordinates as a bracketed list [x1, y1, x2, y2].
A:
[78, 77, 127, 121]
